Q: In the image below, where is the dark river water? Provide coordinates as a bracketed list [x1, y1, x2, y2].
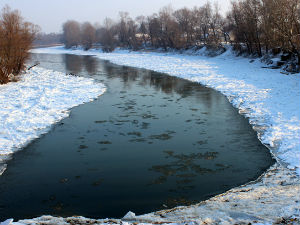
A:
[0, 53, 274, 220]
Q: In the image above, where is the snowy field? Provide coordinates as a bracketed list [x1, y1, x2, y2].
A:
[0, 66, 106, 175]
[1, 46, 299, 225]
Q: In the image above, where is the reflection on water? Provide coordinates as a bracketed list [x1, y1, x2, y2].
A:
[149, 150, 232, 196]
[63, 54, 214, 105]
[64, 54, 98, 75]
[0, 53, 274, 220]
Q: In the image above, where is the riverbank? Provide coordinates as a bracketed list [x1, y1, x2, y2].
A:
[1, 46, 299, 225]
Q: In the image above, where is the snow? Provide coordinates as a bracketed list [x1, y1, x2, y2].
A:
[123, 211, 136, 220]
[2, 46, 299, 224]
[0, 66, 106, 174]
[0, 219, 13, 225]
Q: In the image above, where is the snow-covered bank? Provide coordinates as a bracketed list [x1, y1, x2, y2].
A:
[4, 46, 298, 225]
[0, 66, 106, 174]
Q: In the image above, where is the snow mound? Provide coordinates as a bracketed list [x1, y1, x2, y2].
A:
[0, 66, 105, 172]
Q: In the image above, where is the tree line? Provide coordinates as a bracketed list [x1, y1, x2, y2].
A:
[33, 32, 63, 47]
[0, 6, 39, 84]
[62, 0, 300, 66]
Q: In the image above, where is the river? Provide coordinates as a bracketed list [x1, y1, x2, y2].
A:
[0, 53, 274, 220]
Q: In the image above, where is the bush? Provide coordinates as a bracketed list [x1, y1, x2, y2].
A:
[0, 6, 39, 84]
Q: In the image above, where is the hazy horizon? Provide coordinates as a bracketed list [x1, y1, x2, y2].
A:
[0, 0, 231, 33]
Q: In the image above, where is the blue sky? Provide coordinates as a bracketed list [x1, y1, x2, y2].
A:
[0, 0, 231, 33]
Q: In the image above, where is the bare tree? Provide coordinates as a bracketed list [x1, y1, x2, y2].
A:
[0, 6, 39, 84]
[118, 11, 130, 46]
[158, 5, 183, 49]
[136, 15, 149, 46]
[126, 18, 139, 49]
[98, 17, 117, 52]
[81, 22, 96, 50]
[174, 7, 194, 47]
[33, 32, 62, 47]
[264, 0, 300, 63]
[207, 3, 223, 48]
[62, 20, 81, 48]
[148, 14, 162, 48]
[200, 2, 212, 45]
[228, 0, 299, 62]
[227, 1, 257, 54]
[56, 0, 299, 67]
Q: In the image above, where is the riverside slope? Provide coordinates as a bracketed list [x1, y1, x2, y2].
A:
[2, 46, 299, 225]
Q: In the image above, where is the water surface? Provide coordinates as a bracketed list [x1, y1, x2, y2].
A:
[0, 53, 274, 220]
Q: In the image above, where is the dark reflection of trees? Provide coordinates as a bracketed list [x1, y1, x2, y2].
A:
[102, 63, 138, 81]
[83, 56, 97, 75]
[62, 54, 214, 107]
[65, 54, 98, 75]
[149, 150, 219, 191]
[100, 60, 114, 77]
[64, 54, 82, 74]
[149, 150, 233, 209]
[100, 62, 214, 106]
[120, 66, 139, 89]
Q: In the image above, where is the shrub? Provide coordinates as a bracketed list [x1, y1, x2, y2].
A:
[0, 6, 39, 84]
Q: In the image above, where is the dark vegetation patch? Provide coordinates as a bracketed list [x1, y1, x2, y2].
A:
[127, 132, 142, 137]
[97, 141, 112, 144]
[79, 145, 88, 149]
[94, 120, 107, 124]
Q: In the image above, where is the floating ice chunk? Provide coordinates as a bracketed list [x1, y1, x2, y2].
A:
[0, 219, 13, 225]
[122, 211, 136, 220]
[0, 164, 7, 175]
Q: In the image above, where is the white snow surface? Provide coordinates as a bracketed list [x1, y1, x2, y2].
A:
[4, 46, 299, 225]
[0, 66, 106, 172]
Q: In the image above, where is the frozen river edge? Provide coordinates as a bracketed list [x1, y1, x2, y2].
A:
[0, 67, 106, 174]
[2, 47, 300, 225]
